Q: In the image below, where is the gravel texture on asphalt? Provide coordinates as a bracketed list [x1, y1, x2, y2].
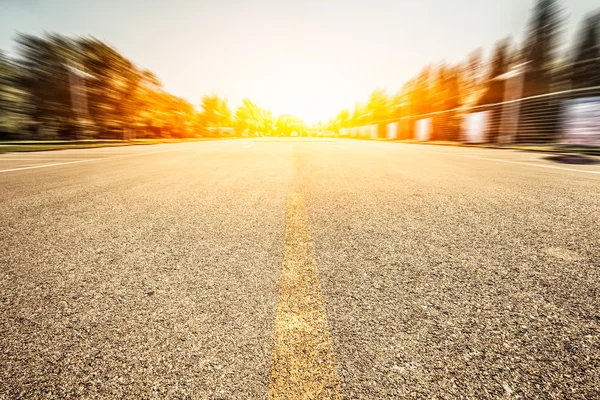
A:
[299, 141, 600, 399]
[1, 139, 599, 399]
[1, 141, 293, 399]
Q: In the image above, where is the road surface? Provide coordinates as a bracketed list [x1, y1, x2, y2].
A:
[1, 139, 599, 399]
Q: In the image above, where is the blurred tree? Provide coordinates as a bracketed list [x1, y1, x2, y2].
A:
[517, 0, 564, 143]
[349, 103, 359, 127]
[275, 114, 305, 136]
[444, 67, 461, 110]
[260, 108, 275, 135]
[399, 79, 416, 115]
[444, 67, 462, 141]
[365, 89, 390, 123]
[477, 39, 511, 143]
[506, 39, 522, 69]
[350, 101, 366, 127]
[164, 95, 196, 138]
[3, 33, 206, 140]
[459, 48, 484, 105]
[521, 0, 563, 96]
[334, 108, 350, 129]
[16, 34, 80, 138]
[133, 70, 165, 137]
[431, 65, 448, 112]
[234, 98, 261, 136]
[412, 66, 432, 116]
[479, 38, 510, 105]
[0, 51, 11, 115]
[78, 37, 143, 138]
[199, 95, 233, 135]
[571, 13, 600, 89]
[389, 91, 404, 120]
[0, 51, 24, 137]
[429, 64, 461, 140]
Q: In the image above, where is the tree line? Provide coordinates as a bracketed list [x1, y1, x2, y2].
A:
[202, 97, 307, 137]
[0, 34, 307, 140]
[2, 0, 598, 141]
[327, 0, 600, 142]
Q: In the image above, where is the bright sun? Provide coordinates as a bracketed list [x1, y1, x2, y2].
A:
[251, 65, 348, 125]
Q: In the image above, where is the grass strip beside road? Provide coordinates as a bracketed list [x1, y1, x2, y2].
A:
[268, 193, 342, 400]
[0, 138, 237, 153]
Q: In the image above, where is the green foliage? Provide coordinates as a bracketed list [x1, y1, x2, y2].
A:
[0, 51, 25, 135]
[16, 34, 79, 137]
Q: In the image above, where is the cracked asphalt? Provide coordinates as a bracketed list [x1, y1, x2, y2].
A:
[1, 139, 599, 399]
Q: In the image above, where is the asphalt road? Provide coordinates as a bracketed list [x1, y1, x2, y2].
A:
[1, 139, 599, 399]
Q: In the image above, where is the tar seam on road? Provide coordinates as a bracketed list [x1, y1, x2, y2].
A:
[268, 193, 342, 400]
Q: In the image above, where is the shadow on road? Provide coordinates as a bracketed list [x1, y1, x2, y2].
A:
[543, 154, 600, 165]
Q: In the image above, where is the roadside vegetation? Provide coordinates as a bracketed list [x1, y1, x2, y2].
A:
[0, 36, 307, 141]
[326, 0, 600, 145]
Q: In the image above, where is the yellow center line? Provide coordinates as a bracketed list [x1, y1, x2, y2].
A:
[268, 193, 342, 400]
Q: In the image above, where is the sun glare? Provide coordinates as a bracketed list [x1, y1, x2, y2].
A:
[248, 64, 346, 126]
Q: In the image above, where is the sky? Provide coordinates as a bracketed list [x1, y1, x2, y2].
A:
[0, 0, 597, 124]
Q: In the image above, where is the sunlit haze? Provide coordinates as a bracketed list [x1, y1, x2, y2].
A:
[2, 0, 600, 398]
[1, 0, 596, 124]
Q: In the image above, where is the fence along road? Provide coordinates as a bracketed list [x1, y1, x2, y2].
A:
[340, 84, 600, 145]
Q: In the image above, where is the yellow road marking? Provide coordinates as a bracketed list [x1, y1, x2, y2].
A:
[268, 193, 342, 400]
